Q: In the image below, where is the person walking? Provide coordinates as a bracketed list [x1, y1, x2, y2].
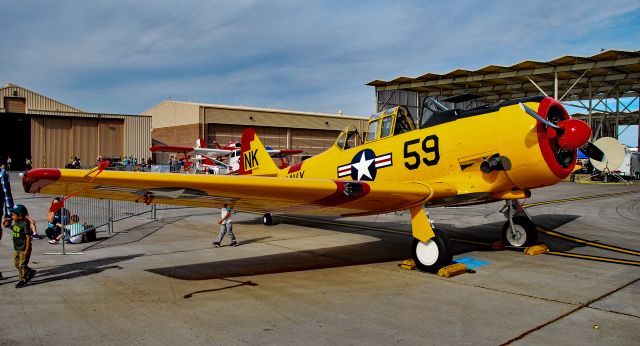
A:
[212, 203, 238, 247]
[11, 204, 37, 288]
[6, 156, 11, 171]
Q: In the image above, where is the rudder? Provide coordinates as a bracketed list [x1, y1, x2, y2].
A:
[239, 128, 280, 176]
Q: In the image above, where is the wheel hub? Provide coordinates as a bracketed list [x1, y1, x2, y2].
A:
[415, 239, 439, 266]
[506, 224, 527, 247]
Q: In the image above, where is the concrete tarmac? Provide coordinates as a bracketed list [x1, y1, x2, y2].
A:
[1, 172, 639, 345]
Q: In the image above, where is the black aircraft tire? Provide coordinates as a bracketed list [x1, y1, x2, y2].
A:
[411, 230, 453, 273]
[501, 216, 538, 247]
[263, 213, 273, 226]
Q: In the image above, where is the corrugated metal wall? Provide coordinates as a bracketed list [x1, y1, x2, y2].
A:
[4, 97, 26, 113]
[124, 115, 152, 162]
[1, 85, 81, 112]
[291, 129, 340, 156]
[204, 107, 365, 131]
[31, 117, 73, 168]
[72, 118, 99, 166]
[29, 114, 151, 168]
[98, 119, 124, 158]
[1, 85, 152, 167]
[206, 124, 340, 158]
[30, 116, 121, 168]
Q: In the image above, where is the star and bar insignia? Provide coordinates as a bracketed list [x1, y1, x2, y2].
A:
[337, 149, 392, 181]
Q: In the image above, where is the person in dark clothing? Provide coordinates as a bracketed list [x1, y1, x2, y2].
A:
[45, 197, 70, 240]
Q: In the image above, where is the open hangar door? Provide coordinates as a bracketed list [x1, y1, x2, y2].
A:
[0, 113, 31, 171]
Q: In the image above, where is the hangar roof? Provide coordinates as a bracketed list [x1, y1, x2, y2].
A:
[367, 50, 640, 103]
[144, 100, 364, 120]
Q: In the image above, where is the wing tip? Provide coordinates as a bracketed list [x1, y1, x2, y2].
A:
[22, 168, 61, 193]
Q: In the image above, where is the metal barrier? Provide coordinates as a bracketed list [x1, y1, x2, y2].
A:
[48, 197, 192, 255]
[43, 164, 194, 254]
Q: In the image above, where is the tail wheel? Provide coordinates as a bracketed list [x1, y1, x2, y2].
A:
[263, 213, 273, 226]
[411, 230, 453, 273]
[502, 216, 538, 247]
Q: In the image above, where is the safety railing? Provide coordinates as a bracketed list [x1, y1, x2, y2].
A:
[48, 197, 192, 254]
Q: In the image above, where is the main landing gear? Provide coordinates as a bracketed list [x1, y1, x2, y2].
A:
[410, 206, 453, 272]
[500, 200, 538, 247]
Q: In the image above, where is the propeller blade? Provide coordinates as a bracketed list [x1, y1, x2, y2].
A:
[582, 142, 605, 162]
[519, 103, 560, 130]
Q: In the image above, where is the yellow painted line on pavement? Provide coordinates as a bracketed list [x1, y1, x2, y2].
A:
[547, 251, 640, 266]
[537, 227, 640, 257]
[524, 191, 636, 209]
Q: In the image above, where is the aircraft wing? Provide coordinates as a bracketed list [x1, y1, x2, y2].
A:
[23, 169, 457, 216]
[150, 145, 195, 153]
[150, 145, 233, 156]
[266, 149, 304, 158]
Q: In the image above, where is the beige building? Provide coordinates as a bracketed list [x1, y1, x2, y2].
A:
[143, 101, 367, 161]
[0, 83, 151, 169]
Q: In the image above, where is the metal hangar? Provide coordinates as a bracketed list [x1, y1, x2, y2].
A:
[367, 49, 640, 147]
[0, 83, 152, 169]
[143, 101, 367, 162]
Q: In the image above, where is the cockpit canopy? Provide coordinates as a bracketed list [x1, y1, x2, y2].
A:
[419, 97, 462, 128]
[334, 106, 418, 151]
[335, 125, 362, 150]
[364, 106, 416, 143]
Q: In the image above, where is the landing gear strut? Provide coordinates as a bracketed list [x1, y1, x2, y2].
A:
[263, 213, 273, 226]
[410, 206, 453, 272]
[500, 200, 538, 247]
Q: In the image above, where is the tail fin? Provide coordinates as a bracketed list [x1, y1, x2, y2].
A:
[239, 128, 280, 176]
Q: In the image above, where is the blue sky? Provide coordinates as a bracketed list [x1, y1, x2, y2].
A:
[1, 0, 639, 146]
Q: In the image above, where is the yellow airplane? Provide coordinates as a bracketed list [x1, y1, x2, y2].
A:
[22, 95, 602, 272]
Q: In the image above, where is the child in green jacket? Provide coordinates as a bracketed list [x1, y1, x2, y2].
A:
[11, 204, 37, 288]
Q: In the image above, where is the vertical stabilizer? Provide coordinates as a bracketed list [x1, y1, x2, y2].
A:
[239, 128, 280, 176]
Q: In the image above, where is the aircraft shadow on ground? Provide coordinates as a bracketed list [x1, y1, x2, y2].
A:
[443, 214, 583, 252]
[81, 215, 194, 251]
[0, 254, 144, 287]
[148, 213, 582, 281]
[147, 238, 412, 281]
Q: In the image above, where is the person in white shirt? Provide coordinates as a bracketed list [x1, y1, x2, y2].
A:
[50, 214, 84, 244]
[212, 203, 237, 247]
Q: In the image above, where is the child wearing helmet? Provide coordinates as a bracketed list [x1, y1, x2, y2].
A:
[11, 204, 37, 288]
